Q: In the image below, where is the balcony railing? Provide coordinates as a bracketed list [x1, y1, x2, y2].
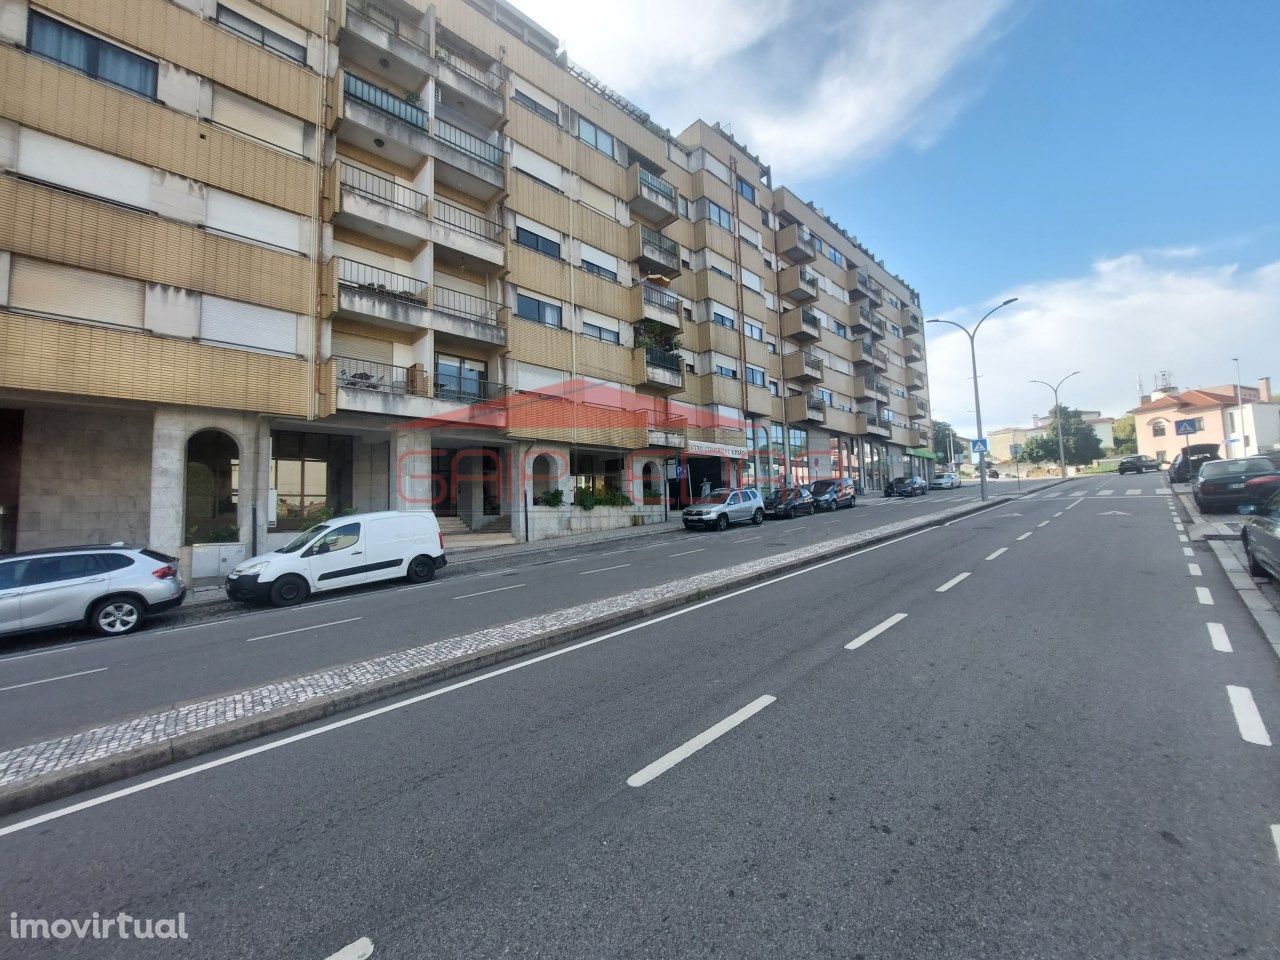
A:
[803, 352, 823, 373]
[641, 282, 679, 314]
[433, 377, 504, 404]
[344, 72, 426, 131]
[336, 258, 427, 304]
[640, 225, 678, 259]
[347, 0, 428, 52]
[800, 310, 821, 330]
[804, 392, 827, 410]
[435, 44, 502, 91]
[433, 117, 503, 167]
[432, 286, 503, 324]
[334, 356, 426, 395]
[339, 163, 429, 216]
[638, 167, 676, 202]
[644, 346, 681, 372]
[432, 196, 504, 242]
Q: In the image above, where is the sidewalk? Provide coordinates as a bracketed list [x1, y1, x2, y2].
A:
[1172, 482, 1245, 541]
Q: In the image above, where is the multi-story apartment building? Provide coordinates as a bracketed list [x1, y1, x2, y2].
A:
[0, 0, 932, 565]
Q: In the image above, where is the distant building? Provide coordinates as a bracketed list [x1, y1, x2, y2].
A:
[1129, 378, 1277, 462]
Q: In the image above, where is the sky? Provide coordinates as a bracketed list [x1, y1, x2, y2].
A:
[509, 0, 1280, 438]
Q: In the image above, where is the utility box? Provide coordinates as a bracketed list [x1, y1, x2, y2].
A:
[191, 542, 247, 579]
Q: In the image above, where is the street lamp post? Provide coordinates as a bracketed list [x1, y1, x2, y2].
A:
[928, 298, 1019, 502]
[1232, 357, 1244, 455]
[1030, 371, 1082, 478]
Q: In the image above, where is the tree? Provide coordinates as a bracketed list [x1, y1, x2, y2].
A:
[931, 421, 957, 462]
[1020, 434, 1059, 465]
[1111, 414, 1137, 455]
[1032, 405, 1104, 465]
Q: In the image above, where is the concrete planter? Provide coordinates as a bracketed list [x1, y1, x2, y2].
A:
[528, 504, 665, 542]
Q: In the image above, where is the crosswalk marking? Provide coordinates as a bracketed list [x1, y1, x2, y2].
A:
[1098, 489, 1114, 496]
[1043, 491, 1061, 498]
[1125, 489, 1141, 496]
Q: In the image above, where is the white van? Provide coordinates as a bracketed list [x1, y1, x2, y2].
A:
[224, 511, 446, 607]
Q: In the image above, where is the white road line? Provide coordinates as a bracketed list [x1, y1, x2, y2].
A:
[845, 613, 908, 651]
[733, 536, 761, 543]
[1038, 520, 1051, 528]
[1179, 534, 1189, 543]
[0, 525, 938, 839]
[1226, 686, 1272, 746]
[453, 583, 526, 600]
[985, 547, 1008, 561]
[1272, 825, 1280, 865]
[1197, 587, 1214, 605]
[626, 695, 776, 787]
[1053, 511, 1064, 518]
[669, 548, 706, 557]
[581, 563, 631, 575]
[935, 572, 971, 593]
[1188, 563, 1202, 577]
[1126, 489, 1141, 496]
[245, 617, 363, 643]
[1022, 493, 1040, 500]
[325, 937, 374, 960]
[545, 557, 581, 565]
[822, 519, 840, 524]
[1183, 547, 1195, 557]
[1207, 622, 1232, 653]
[0, 667, 108, 693]
[1098, 489, 1114, 496]
[1065, 498, 1083, 510]
[1017, 532, 1033, 541]
[1042, 491, 1060, 499]
[1175, 523, 1185, 531]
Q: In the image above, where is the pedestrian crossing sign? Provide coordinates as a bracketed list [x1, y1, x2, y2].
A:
[971, 439, 989, 454]
[1174, 419, 1199, 436]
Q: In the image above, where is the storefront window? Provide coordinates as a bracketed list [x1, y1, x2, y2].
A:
[570, 451, 624, 495]
[271, 431, 354, 530]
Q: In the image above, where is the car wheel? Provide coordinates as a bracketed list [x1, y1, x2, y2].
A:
[1245, 538, 1268, 579]
[716, 513, 729, 532]
[752, 508, 764, 525]
[88, 595, 143, 636]
[406, 554, 436, 584]
[268, 574, 309, 608]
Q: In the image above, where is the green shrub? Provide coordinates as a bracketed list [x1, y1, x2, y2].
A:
[535, 489, 565, 507]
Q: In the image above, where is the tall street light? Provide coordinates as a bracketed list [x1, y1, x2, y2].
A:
[928, 297, 1019, 502]
[1030, 371, 1082, 478]
[1232, 357, 1244, 455]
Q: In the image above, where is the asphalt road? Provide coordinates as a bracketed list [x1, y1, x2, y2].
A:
[0, 479, 1056, 750]
[2, 470, 1277, 958]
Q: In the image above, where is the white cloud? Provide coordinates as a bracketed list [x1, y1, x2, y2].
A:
[508, 0, 1014, 180]
[925, 252, 1280, 439]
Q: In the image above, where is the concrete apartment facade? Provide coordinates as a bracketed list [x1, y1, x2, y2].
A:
[0, 0, 932, 566]
[1130, 378, 1277, 464]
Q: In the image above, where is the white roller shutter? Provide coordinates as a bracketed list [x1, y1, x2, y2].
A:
[9, 257, 143, 327]
[579, 308, 619, 332]
[206, 189, 303, 252]
[212, 87, 305, 155]
[200, 295, 297, 354]
[511, 75, 558, 115]
[331, 329, 394, 363]
[434, 273, 487, 297]
[217, 0, 308, 46]
[511, 144, 563, 189]
[579, 243, 617, 274]
[17, 128, 151, 209]
[578, 179, 615, 218]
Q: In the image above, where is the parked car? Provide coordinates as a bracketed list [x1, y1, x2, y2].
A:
[0, 545, 185, 638]
[1117, 454, 1159, 475]
[1240, 490, 1280, 582]
[929, 472, 961, 489]
[763, 486, 816, 519]
[987, 468, 1000, 479]
[1168, 444, 1221, 483]
[225, 511, 446, 607]
[682, 488, 765, 531]
[888, 476, 929, 498]
[810, 478, 857, 511]
[1192, 457, 1280, 514]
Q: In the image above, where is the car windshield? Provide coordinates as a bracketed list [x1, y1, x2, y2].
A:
[1201, 459, 1273, 478]
[276, 524, 330, 553]
[810, 481, 834, 494]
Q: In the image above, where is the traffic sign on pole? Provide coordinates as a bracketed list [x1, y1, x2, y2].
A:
[971, 438, 990, 454]
[1174, 419, 1199, 436]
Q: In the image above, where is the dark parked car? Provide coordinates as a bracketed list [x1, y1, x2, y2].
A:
[810, 478, 857, 511]
[1168, 444, 1221, 483]
[1240, 490, 1280, 582]
[886, 476, 929, 498]
[763, 486, 815, 519]
[1117, 455, 1159, 475]
[1193, 457, 1280, 513]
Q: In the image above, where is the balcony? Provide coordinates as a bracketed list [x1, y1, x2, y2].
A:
[777, 223, 818, 264]
[906, 371, 926, 393]
[646, 411, 687, 448]
[635, 346, 684, 394]
[781, 306, 822, 344]
[334, 162, 430, 248]
[855, 413, 891, 437]
[627, 163, 677, 228]
[848, 271, 883, 304]
[901, 309, 922, 335]
[869, 315, 887, 341]
[849, 305, 872, 334]
[849, 336, 876, 367]
[430, 114, 506, 201]
[632, 224, 680, 281]
[903, 337, 924, 364]
[333, 355, 434, 419]
[430, 196, 506, 269]
[432, 38, 504, 123]
[634, 281, 681, 328]
[785, 391, 826, 425]
[341, 0, 432, 90]
[908, 397, 929, 420]
[779, 264, 819, 303]
[872, 347, 890, 371]
[782, 350, 824, 384]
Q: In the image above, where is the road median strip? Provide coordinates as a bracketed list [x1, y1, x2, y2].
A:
[0, 486, 1093, 818]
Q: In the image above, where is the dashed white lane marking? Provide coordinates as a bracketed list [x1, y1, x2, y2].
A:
[1038, 520, 1051, 528]
[1188, 562, 1202, 577]
[1065, 498, 1084, 510]
[453, 583, 526, 600]
[1207, 623, 1232, 653]
[985, 547, 1008, 561]
[1183, 547, 1195, 557]
[0, 667, 109, 693]
[325, 937, 374, 960]
[1179, 534, 1189, 543]
[581, 564, 631, 575]
[733, 536, 761, 543]
[1226, 686, 1272, 746]
[546, 557, 581, 565]
[936, 572, 971, 593]
[627, 695, 776, 787]
[845, 613, 909, 651]
[1126, 489, 1142, 496]
[245, 617, 362, 643]
[1098, 489, 1114, 496]
[1017, 532, 1033, 541]
[1054, 511, 1064, 518]
[1022, 493, 1040, 500]
[668, 548, 706, 558]
[1197, 587, 1214, 605]
[822, 518, 841, 524]
[1271, 825, 1280, 865]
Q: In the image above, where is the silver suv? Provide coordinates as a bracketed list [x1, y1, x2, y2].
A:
[682, 488, 765, 531]
[0, 545, 186, 638]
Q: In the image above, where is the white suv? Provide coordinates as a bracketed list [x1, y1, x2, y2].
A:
[682, 489, 765, 531]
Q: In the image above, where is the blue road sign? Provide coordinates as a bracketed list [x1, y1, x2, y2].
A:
[1174, 419, 1199, 436]
[971, 438, 990, 454]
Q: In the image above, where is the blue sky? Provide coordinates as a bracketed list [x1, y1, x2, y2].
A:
[514, 0, 1280, 435]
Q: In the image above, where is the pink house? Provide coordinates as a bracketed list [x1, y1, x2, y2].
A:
[1130, 378, 1273, 463]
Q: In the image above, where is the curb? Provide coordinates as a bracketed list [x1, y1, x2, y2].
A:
[0, 493, 1023, 818]
[1206, 540, 1280, 663]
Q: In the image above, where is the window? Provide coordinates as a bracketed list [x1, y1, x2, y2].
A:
[435, 354, 487, 401]
[582, 321, 620, 344]
[769, 380, 780, 397]
[827, 248, 845, 268]
[712, 311, 736, 330]
[513, 90, 557, 123]
[28, 12, 157, 98]
[515, 293, 563, 327]
[22, 553, 106, 586]
[736, 177, 756, 203]
[678, 195, 689, 219]
[216, 4, 306, 63]
[746, 365, 766, 387]
[1192, 417, 1205, 430]
[890, 323, 902, 337]
[715, 364, 739, 379]
[270, 431, 354, 531]
[767, 338, 779, 355]
[1155, 450, 1166, 463]
[699, 198, 732, 231]
[308, 522, 361, 554]
[582, 260, 618, 282]
[1152, 420, 1166, 437]
[819, 388, 834, 405]
[744, 320, 765, 342]
[576, 116, 614, 158]
[834, 321, 848, 339]
[515, 226, 561, 259]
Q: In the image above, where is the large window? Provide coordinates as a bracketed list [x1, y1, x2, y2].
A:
[746, 365, 766, 387]
[216, 4, 306, 63]
[715, 364, 739, 380]
[702, 198, 733, 231]
[185, 430, 240, 544]
[515, 293, 562, 327]
[744, 319, 765, 342]
[736, 177, 756, 203]
[515, 226, 561, 259]
[576, 116, 615, 158]
[435, 354, 487, 401]
[582, 321, 620, 344]
[712, 311, 736, 330]
[513, 90, 557, 124]
[270, 431, 354, 531]
[29, 12, 157, 98]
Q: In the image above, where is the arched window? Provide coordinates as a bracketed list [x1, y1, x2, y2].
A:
[531, 453, 557, 498]
[641, 461, 659, 494]
[1151, 420, 1166, 437]
[185, 430, 240, 544]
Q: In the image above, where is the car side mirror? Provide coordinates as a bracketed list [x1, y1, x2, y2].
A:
[1238, 504, 1258, 516]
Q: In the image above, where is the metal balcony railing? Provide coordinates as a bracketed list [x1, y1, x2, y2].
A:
[431, 286, 503, 324]
[638, 167, 676, 202]
[641, 283, 679, 313]
[432, 117, 503, 167]
[344, 72, 426, 130]
[347, 0, 428, 52]
[803, 352, 823, 373]
[800, 310, 821, 330]
[334, 356, 427, 395]
[804, 392, 827, 410]
[644, 346, 681, 372]
[435, 45, 502, 91]
[432, 197, 504, 242]
[433, 377, 504, 404]
[336, 258, 427, 304]
[339, 163, 429, 215]
[640, 225, 678, 259]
